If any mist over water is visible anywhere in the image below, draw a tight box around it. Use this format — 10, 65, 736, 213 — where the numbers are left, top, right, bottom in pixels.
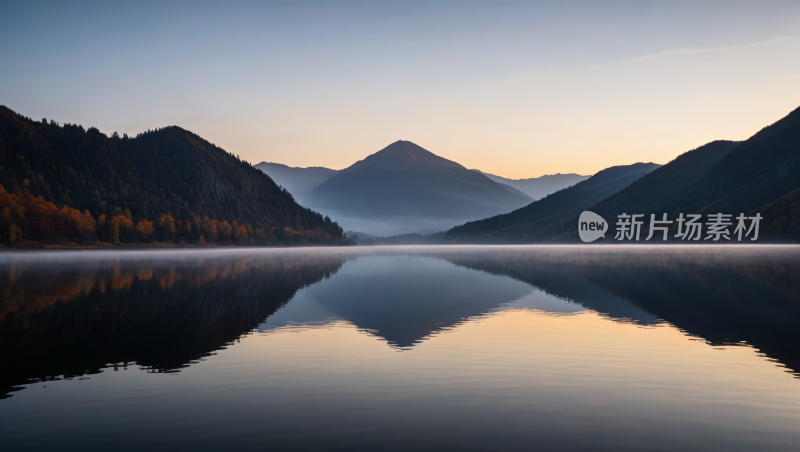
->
1, 246, 799, 451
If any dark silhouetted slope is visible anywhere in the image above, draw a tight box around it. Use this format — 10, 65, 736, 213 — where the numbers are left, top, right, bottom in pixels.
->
542, 140, 738, 241
658, 106, 800, 242
592, 107, 800, 242
671, 106, 800, 217
592, 141, 739, 217
445, 162, 659, 243
755, 188, 800, 241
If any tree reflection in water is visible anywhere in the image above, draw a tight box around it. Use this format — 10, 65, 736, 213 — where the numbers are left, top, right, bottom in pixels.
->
0, 250, 348, 398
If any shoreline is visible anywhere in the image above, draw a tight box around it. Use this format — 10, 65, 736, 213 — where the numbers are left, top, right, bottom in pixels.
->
0, 241, 355, 251
0, 242, 797, 252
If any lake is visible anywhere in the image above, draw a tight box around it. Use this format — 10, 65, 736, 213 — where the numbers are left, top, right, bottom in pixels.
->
1, 246, 799, 451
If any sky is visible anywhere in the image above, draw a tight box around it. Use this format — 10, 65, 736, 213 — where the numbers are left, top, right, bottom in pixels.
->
1, 1, 799, 178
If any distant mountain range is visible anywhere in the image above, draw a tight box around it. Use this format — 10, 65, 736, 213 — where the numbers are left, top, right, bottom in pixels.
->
0, 106, 349, 246
447, 104, 800, 243
257, 142, 593, 236
346, 229, 440, 241
9, 100, 793, 245
474, 171, 589, 200
446, 162, 660, 242
257, 159, 585, 204
254, 162, 337, 196
260, 141, 535, 236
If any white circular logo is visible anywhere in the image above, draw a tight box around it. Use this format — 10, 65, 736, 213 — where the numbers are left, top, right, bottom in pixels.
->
578, 211, 608, 243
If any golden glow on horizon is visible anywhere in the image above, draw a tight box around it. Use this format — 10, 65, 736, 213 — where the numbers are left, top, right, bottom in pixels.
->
203, 36, 800, 179
236, 309, 800, 394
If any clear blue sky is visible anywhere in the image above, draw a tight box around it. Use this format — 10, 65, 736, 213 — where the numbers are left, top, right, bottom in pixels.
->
2, 1, 799, 177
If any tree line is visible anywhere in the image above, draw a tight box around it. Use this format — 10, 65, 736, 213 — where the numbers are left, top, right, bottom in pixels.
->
0, 183, 342, 246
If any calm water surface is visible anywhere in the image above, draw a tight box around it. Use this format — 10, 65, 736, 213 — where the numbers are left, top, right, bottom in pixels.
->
1, 246, 799, 451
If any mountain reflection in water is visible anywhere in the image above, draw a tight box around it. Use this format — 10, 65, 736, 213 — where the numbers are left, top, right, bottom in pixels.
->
1, 246, 799, 451
259, 255, 587, 348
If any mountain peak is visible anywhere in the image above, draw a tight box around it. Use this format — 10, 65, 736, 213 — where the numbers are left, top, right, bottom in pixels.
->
342, 140, 465, 174
303, 140, 533, 236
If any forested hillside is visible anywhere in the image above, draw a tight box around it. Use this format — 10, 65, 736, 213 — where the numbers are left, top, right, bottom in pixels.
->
445, 162, 659, 243
671, 106, 800, 221
0, 106, 349, 246
588, 140, 739, 216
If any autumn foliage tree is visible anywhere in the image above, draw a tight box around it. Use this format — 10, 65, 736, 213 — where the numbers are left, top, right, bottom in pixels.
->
77, 210, 96, 243
0, 185, 25, 242
157, 212, 176, 242
136, 219, 154, 242
219, 220, 233, 242
111, 214, 134, 243
234, 221, 248, 244
201, 216, 218, 242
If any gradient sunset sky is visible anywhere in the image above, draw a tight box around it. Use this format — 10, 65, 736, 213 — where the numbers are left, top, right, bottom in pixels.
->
2, 1, 799, 178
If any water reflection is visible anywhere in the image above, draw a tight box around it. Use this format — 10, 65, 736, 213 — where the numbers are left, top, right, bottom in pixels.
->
259, 255, 581, 347
0, 249, 348, 398
439, 246, 800, 376
1, 246, 799, 401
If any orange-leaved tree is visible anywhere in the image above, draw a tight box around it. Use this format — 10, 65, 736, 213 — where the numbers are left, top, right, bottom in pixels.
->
136, 220, 155, 242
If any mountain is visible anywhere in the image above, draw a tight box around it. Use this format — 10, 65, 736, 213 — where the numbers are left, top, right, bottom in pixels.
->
300, 140, 533, 236
414, 228, 441, 236
347, 228, 443, 245
475, 171, 590, 200
449, 104, 800, 244
581, 140, 740, 222
350, 231, 446, 246
492, 180, 534, 199
547, 105, 800, 243
670, 106, 800, 223
256, 162, 535, 204
346, 230, 377, 240
445, 162, 660, 242
255, 162, 337, 197
0, 106, 349, 246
